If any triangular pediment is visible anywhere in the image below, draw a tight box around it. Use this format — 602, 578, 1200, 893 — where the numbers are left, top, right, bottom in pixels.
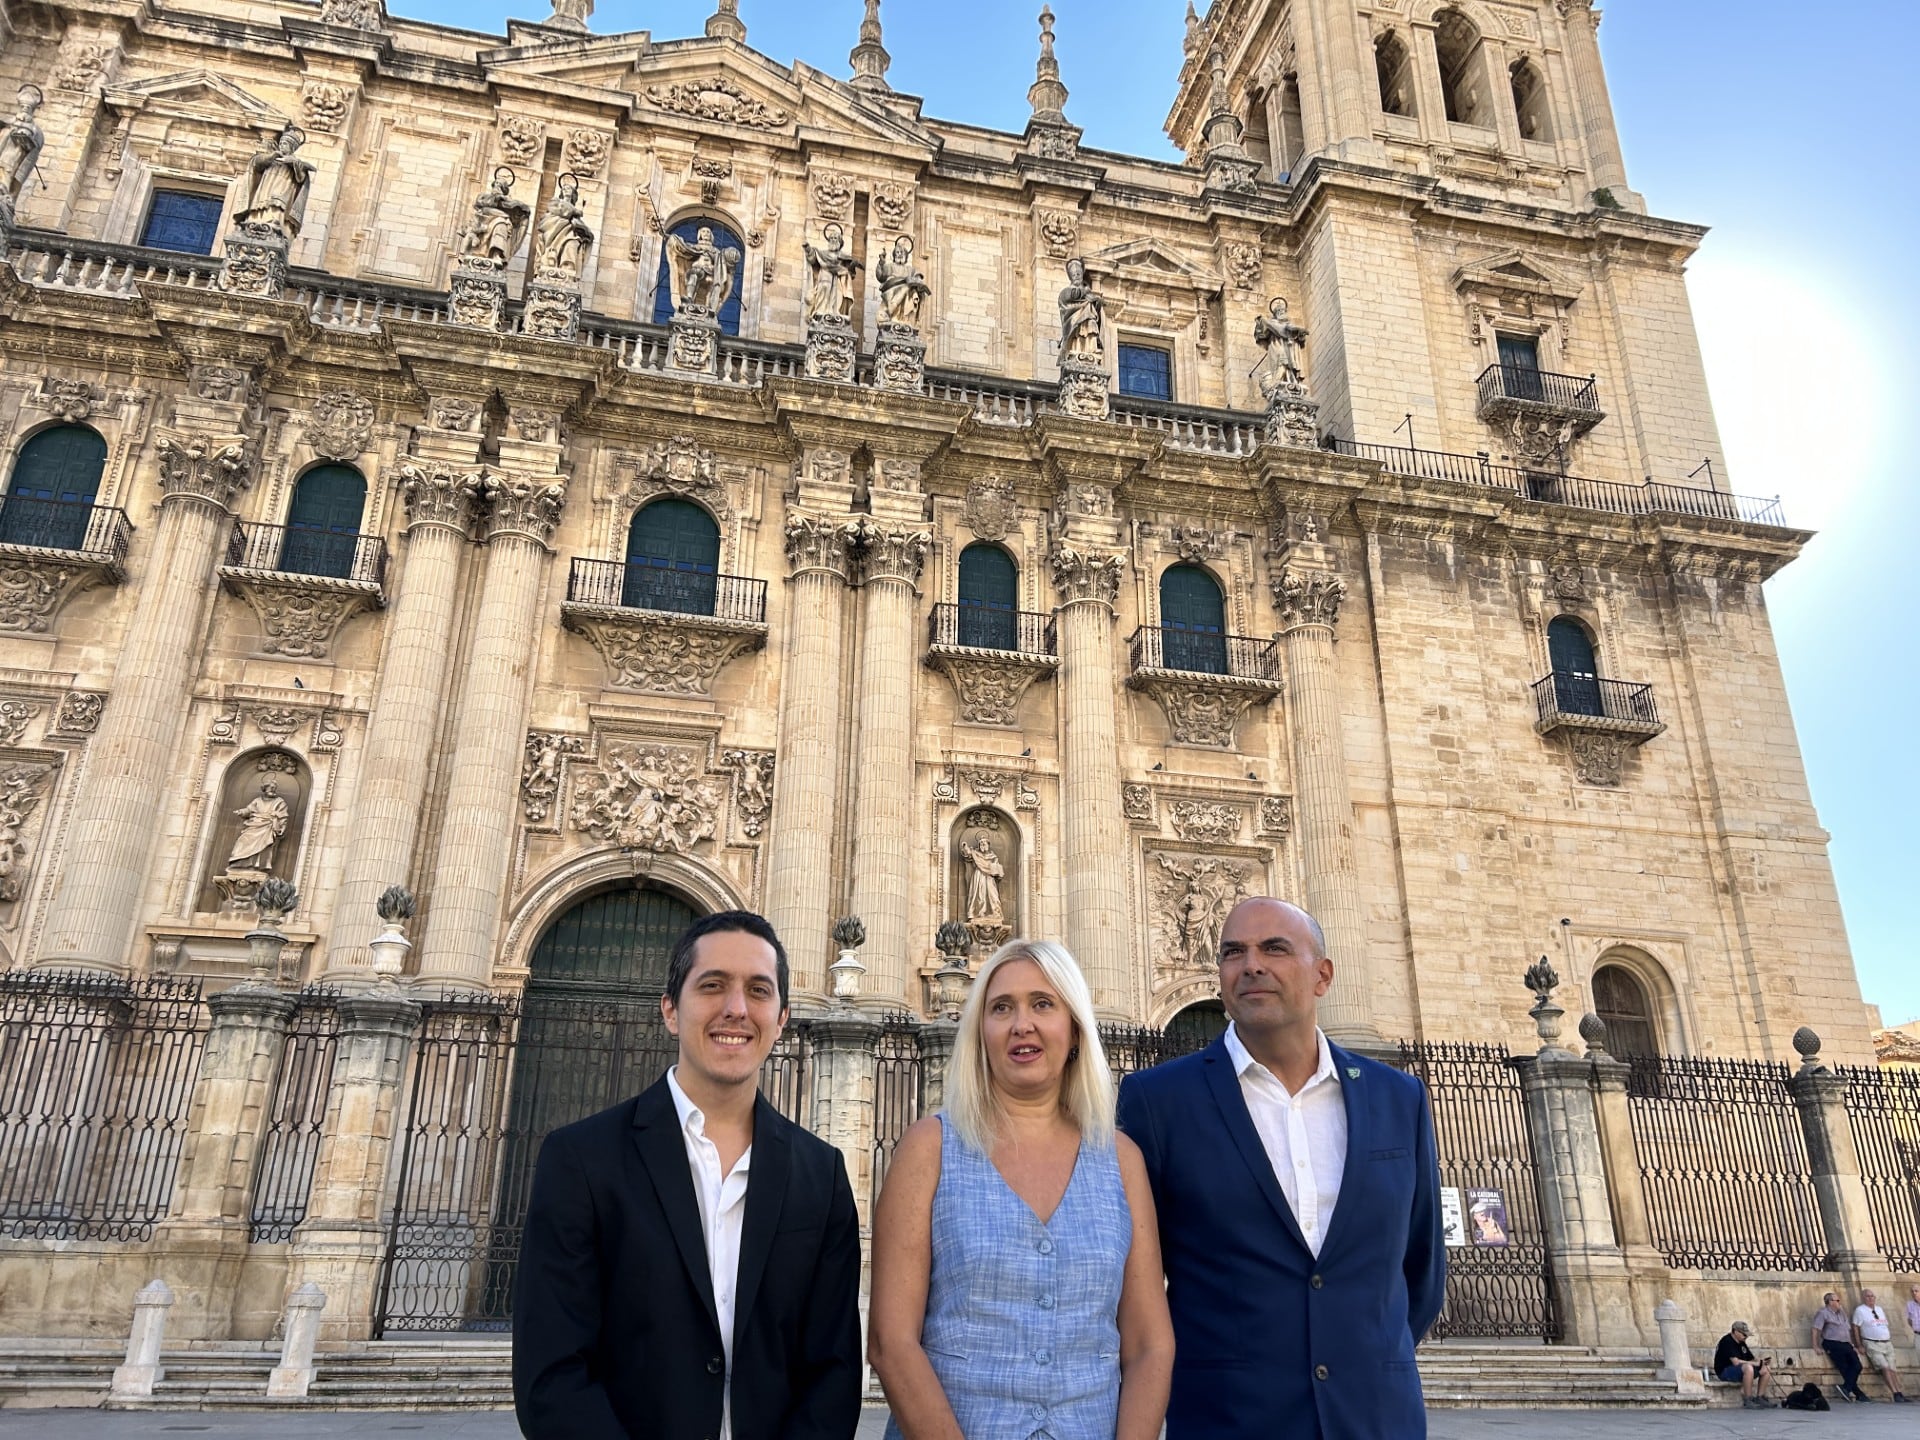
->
103, 70, 289, 130
1084, 238, 1218, 293
1454, 250, 1583, 304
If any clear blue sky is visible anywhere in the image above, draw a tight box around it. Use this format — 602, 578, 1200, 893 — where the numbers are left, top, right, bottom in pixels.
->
395, 0, 1919, 1026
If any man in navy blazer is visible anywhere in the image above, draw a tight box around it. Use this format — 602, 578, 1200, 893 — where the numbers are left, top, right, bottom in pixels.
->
1118, 897, 1445, 1439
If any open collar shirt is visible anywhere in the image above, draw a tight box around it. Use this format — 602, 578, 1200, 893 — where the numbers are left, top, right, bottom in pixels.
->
1816, 1307, 1853, 1343
1855, 1304, 1892, 1342
1223, 1022, 1347, 1258
666, 1067, 753, 1440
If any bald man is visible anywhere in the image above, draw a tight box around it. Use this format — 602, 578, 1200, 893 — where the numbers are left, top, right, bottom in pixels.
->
1117, 897, 1446, 1440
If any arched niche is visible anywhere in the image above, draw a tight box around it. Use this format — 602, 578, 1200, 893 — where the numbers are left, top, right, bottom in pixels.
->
1589, 947, 1682, 1057
198, 747, 311, 914
950, 806, 1019, 951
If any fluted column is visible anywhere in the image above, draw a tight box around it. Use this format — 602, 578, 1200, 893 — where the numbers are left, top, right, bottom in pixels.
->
1051, 545, 1131, 1016
764, 511, 858, 994
1273, 559, 1374, 1042
322, 459, 482, 981
846, 519, 929, 1006
1557, 0, 1629, 194
414, 473, 567, 992
35, 425, 255, 973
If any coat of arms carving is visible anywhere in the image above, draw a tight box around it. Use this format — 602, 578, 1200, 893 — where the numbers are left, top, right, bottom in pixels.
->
963, 475, 1018, 542
307, 390, 376, 462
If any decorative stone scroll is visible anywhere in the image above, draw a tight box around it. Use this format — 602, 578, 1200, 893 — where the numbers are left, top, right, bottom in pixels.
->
1050, 546, 1125, 607
1274, 567, 1347, 629
925, 650, 1057, 728
0, 700, 39, 745
563, 610, 767, 696
480, 473, 569, 545
1568, 731, 1630, 787
306, 390, 375, 463
219, 582, 381, 659
644, 77, 790, 131
1122, 783, 1156, 824
783, 513, 859, 578
52, 690, 105, 736
1169, 800, 1243, 844
1131, 672, 1281, 748
572, 743, 724, 854
395, 459, 485, 530
1258, 795, 1293, 838
963, 476, 1018, 541
155, 430, 254, 508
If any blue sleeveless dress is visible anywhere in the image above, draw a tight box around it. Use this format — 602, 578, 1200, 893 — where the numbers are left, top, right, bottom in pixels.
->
886, 1113, 1133, 1440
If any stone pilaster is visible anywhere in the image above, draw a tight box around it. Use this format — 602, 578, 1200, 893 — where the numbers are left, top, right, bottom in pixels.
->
1587, 1046, 1655, 1252
846, 518, 929, 1008
917, 1020, 957, 1113
414, 472, 568, 992
1787, 1028, 1878, 1278
1557, 0, 1634, 201
34, 421, 254, 973
1271, 546, 1373, 1043
806, 1013, 881, 1228
287, 991, 420, 1342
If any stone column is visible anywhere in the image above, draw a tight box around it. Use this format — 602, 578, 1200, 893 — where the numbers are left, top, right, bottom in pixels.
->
1787, 1027, 1878, 1278
414, 472, 568, 992
35, 414, 255, 974
287, 991, 420, 1342
1050, 545, 1132, 1016
1271, 547, 1373, 1043
764, 509, 858, 994
1557, 0, 1631, 196
846, 518, 929, 1008
322, 452, 482, 983
807, 1013, 881, 1229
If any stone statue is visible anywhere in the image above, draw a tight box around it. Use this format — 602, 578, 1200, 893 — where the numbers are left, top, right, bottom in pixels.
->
232, 126, 314, 241
226, 780, 290, 875
531, 171, 594, 281
1254, 296, 1309, 395
665, 224, 741, 317
1058, 257, 1107, 361
802, 222, 863, 324
876, 235, 930, 328
960, 834, 1005, 924
457, 166, 532, 267
0, 85, 45, 214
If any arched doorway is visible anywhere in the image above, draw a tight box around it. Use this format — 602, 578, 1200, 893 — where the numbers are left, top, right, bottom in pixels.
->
1167, 998, 1228, 1054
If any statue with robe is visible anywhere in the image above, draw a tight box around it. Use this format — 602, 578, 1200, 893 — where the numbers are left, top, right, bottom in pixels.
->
0, 85, 45, 215
1254, 296, 1309, 396
802, 222, 863, 324
1058, 257, 1107, 361
665, 224, 740, 317
226, 781, 290, 875
960, 835, 1005, 924
531, 171, 595, 282
457, 166, 532, 267
233, 126, 314, 241
876, 235, 930, 329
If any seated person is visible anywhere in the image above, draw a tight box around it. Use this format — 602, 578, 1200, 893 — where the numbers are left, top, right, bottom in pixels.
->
1713, 1320, 1772, 1408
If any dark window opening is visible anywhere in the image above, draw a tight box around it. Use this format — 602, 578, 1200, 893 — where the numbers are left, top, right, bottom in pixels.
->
1375, 32, 1416, 118
624, 498, 721, 614
1510, 59, 1552, 141
1118, 344, 1174, 402
652, 218, 747, 336
1434, 10, 1489, 126
1167, 999, 1228, 1052
1159, 564, 1228, 675
140, 190, 224, 255
1497, 332, 1545, 400
280, 465, 368, 580
1547, 615, 1602, 716
1592, 964, 1659, 1058
957, 542, 1019, 651
0, 425, 107, 551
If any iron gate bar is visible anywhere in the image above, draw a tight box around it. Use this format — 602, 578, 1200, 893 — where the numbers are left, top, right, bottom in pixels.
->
248, 988, 341, 1243
1838, 1064, 1920, 1271
870, 1016, 923, 1213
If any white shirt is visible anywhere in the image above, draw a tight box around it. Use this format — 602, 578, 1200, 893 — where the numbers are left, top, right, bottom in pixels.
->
667, 1067, 753, 1440
1224, 1023, 1348, 1258
1855, 1304, 1892, 1342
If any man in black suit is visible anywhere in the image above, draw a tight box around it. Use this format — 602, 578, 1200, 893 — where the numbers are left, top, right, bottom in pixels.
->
513, 910, 863, 1440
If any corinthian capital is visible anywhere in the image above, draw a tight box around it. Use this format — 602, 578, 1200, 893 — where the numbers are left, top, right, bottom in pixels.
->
1273, 567, 1346, 630
481, 472, 569, 544
1050, 544, 1126, 607
154, 428, 254, 508
852, 518, 931, 585
394, 459, 486, 531
783, 512, 858, 578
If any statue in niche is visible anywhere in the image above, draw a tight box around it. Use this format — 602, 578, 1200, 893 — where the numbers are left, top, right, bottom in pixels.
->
876, 235, 930, 329
532, 171, 595, 281
960, 834, 1006, 924
1254, 296, 1309, 396
457, 166, 532, 267
233, 126, 314, 241
0, 85, 44, 215
802, 222, 863, 323
1058, 257, 1107, 361
226, 780, 290, 875
665, 224, 741, 317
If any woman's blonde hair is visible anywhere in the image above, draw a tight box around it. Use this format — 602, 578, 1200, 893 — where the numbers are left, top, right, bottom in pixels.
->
945, 938, 1114, 1154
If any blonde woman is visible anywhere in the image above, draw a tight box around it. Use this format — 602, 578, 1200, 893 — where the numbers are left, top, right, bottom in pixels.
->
870, 940, 1174, 1440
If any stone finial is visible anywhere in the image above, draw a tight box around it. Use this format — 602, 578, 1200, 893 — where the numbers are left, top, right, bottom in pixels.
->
1184, 1, 1205, 59
1793, 1025, 1824, 1071
831, 915, 867, 950
376, 884, 417, 923
850, 0, 891, 92
1027, 6, 1070, 124
706, 0, 746, 43
1524, 956, 1560, 1004
935, 920, 971, 959
1524, 956, 1565, 1050
255, 877, 298, 926
1578, 1012, 1610, 1055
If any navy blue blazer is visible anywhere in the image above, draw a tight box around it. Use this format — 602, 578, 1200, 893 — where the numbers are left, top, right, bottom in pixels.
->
1117, 1035, 1445, 1440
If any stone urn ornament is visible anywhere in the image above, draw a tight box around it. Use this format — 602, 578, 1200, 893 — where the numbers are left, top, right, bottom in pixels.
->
368, 883, 416, 985
242, 877, 299, 988
828, 915, 867, 1000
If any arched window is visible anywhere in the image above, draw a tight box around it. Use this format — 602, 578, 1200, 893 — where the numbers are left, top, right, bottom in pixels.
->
1375, 31, 1416, 118
1510, 58, 1552, 141
1159, 564, 1228, 675
957, 543, 1019, 650
1592, 963, 1659, 1058
279, 465, 368, 580
624, 498, 721, 615
0, 425, 107, 551
652, 218, 747, 336
1547, 615, 1602, 717
1433, 9, 1489, 126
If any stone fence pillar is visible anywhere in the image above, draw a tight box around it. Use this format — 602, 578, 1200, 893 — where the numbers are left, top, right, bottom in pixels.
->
918, 1021, 957, 1114
267, 1283, 327, 1398
1654, 1298, 1706, 1395
808, 1014, 880, 1231
1787, 1027, 1878, 1278
110, 1279, 173, 1400
1582, 1020, 1655, 1254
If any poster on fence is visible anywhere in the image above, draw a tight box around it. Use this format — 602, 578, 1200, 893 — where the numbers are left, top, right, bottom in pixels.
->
1466, 1188, 1511, 1247
1439, 1187, 1466, 1248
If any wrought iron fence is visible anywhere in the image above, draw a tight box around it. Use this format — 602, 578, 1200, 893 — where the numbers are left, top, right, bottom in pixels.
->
763, 1022, 813, 1125
248, 990, 342, 1244
1839, 1064, 1920, 1271
871, 1016, 924, 1212
1624, 1054, 1826, 1271
0, 970, 208, 1241
1531, 673, 1660, 728
1128, 627, 1280, 683
1099, 1023, 1206, 1084
565, 558, 767, 624
1396, 1042, 1560, 1342
226, 521, 387, 587
928, 603, 1057, 657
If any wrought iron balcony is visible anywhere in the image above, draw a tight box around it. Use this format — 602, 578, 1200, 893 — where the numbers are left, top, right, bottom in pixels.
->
224, 522, 386, 587
1127, 627, 1283, 748
1531, 672, 1664, 739
0, 497, 131, 570
561, 560, 769, 697
1476, 364, 1604, 425
1129, 626, 1280, 683
565, 559, 766, 625
927, 603, 1057, 658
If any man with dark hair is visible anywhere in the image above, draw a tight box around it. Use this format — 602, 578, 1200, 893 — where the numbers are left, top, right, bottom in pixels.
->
513, 908, 862, 1439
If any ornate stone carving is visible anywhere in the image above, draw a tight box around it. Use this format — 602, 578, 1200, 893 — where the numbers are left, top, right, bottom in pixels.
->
155, 430, 253, 508
0, 565, 63, 633
306, 389, 375, 462
805, 314, 858, 384
480, 473, 568, 544
1038, 210, 1078, 259
0, 700, 39, 745
644, 77, 790, 131
784, 513, 858, 576
1497, 412, 1581, 470
52, 42, 110, 94
224, 583, 376, 659
1058, 257, 1107, 363
964, 476, 1019, 541
312, 712, 344, 750
811, 171, 854, 221
497, 116, 544, 168
689, 155, 734, 206
1132, 675, 1278, 748
565, 612, 766, 695
876, 459, 920, 494
318, 0, 385, 29
428, 397, 481, 433
873, 181, 913, 231
449, 267, 509, 331
0, 765, 53, 904
300, 81, 350, 133
1550, 562, 1586, 600
563, 128, 608, 176
723, 748, 775, 839
1067, 483, 1114, 518
572, 743, 723, 854
252, 708, 305, 745
52, 690, 104, 735
222, 125, 313, 297
395, 459, 485, 529
1122, 783, 1156, 823
522, 730, 587, 825
620, 436, 727, 519
1050, 546, 1125, 607
1150, 851, 1256, 974
853, 519, 931, 585
926, 652, 1055, 727
1224, 242, 1262, 290
1258, 795, 1293, 838
664, 224, 741, 320
33, 377, 98, 423
1568, 731, 1629, 787
1170, 524, 1228, 563
191, 366, 251, 403
531, 171, 595, 285
209, 709, 242, 746
510, 409, 562, 445
1274, 568, 1346, 629
1169, 800, 1243, 844
0, 86, 45, 233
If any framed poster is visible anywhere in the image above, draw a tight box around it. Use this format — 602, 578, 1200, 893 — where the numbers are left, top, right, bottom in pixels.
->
1466, 1188, 1511, 1248
1439, 1187, 1466, 1248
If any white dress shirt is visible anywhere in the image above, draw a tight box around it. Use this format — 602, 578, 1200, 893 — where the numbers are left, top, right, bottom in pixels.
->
1224, 1023, 1348, 1258
667, 1067, 753, 1440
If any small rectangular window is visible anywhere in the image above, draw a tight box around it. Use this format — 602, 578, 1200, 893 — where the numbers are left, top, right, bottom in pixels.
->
140, 190, 225, 255
1117, 343, 1173, 402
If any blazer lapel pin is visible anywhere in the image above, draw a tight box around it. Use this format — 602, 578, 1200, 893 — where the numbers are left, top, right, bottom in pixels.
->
1346, 1067, 1361, 1079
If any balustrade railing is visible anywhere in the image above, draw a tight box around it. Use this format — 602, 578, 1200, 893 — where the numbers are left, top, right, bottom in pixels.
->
566, 558, 767, 624
0, 496, 131, 564
1129, 625, 1280, 682
1531, 673, 1660, 729
927, 603, 1057, 657
226, 520, 387, 587
1111, 397, 1264, 456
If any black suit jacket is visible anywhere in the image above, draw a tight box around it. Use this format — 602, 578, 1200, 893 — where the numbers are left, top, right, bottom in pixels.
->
512, 1078, 863, 1440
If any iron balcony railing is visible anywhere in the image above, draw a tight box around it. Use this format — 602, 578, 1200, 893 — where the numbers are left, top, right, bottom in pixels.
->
928, 603, 1057, 657
1532, 672, 1660, 729
0, 496, 131, 565
566, 558, 768, 625
1130, 626, 1280, 683
1477, 364, 1602, 415
226, 521, 387, 587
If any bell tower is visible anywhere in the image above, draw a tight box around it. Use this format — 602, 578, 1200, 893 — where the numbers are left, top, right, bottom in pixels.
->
1168, 0, 1641, 211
